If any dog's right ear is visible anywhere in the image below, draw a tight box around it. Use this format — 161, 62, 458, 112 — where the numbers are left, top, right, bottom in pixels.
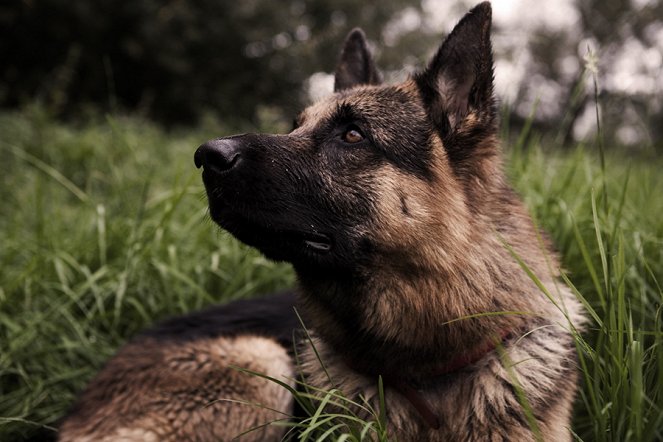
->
415, 2, 495, 141
334, 28, 382, 92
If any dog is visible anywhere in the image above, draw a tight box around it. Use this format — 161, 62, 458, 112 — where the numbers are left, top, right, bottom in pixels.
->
59, 3, 584, 441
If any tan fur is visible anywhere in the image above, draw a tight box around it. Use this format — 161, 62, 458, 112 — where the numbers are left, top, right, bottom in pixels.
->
59, 335, 294, 442
295, 80, 584, 442
297, 80, 580, 353
301, 294, 581, 441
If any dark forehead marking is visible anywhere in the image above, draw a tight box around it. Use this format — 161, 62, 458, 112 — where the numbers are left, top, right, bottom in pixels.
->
331, 102, 362, 123
338, 86, 436, 181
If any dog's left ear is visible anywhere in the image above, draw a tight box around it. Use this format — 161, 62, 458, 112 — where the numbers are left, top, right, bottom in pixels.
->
416, 2, 495, 141
334, 28, 382, 92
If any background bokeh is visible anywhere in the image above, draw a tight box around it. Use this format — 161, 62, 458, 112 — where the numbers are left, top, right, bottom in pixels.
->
1, 0, 661, 148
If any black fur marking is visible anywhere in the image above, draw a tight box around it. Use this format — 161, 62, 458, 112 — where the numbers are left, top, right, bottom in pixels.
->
141, 291, 300, 350
498, 377, 529, 428
400, 194, 410, 216
334, 102, 364, 125
504, 402, 530, 429
310, 94, 434, 181
379, 130, 435, 182
203, 132, 379, 270
312, 103, 369, 147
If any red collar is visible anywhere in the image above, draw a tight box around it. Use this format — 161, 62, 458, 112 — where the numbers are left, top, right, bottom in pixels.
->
381, 329, 513, 430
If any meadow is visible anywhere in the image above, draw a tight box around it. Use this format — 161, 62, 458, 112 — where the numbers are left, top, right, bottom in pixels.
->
0, 106, 661, 441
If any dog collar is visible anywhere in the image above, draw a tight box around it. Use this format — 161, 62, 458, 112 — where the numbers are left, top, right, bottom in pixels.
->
378, 329, 513, 430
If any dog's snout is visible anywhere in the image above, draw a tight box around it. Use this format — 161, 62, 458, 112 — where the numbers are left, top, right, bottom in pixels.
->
194, 138, 241, 173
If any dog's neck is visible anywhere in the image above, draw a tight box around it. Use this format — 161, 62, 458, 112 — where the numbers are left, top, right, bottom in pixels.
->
378, 328, 513, 429
298, 308, 517, 430
296, 236, 552, 429
297, 238, 546, 378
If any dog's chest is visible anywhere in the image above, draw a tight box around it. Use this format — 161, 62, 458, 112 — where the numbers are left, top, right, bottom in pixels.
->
297, 336, 486, 440
296, 328, 576, 441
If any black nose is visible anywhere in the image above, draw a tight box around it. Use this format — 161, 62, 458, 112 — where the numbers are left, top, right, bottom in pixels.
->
194, 138, 241, 173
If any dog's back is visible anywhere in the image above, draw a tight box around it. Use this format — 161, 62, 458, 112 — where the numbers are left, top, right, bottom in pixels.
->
59, 292, 298, 441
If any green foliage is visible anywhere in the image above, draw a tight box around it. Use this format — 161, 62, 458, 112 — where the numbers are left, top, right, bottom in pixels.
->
0, 107, 295, 440
230, 365, 389, 441
0, 107, 662, 441
508, 141, 663, 441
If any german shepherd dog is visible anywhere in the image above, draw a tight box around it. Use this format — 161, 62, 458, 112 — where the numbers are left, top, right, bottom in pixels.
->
59, 3, 584, 441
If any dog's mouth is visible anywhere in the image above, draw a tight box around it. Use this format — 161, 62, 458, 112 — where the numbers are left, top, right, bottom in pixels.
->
200, 163, 336, 259
301, 231, 333, 253
262, 229, 333, 256
210, 203, 335, 258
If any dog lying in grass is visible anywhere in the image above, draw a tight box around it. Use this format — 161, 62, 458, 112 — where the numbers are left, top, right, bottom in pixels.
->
60, 3, 584, 440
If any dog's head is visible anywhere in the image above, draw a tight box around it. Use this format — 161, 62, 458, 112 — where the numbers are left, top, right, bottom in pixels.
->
195, 2, 499, 278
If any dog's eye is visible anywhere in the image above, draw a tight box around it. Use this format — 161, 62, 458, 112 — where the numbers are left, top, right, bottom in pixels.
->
342, 126, 365, 144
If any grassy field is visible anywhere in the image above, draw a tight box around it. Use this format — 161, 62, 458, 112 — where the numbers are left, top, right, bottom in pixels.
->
1, 106, 661, 441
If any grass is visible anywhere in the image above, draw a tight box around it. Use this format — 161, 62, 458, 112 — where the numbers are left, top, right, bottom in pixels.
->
0, 105, 662, 441
508, 140, 663, 441
0, 107, 295, 441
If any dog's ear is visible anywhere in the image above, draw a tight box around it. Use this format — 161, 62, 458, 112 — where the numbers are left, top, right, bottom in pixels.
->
334, 28, 382, 92
416, 2, 495, 141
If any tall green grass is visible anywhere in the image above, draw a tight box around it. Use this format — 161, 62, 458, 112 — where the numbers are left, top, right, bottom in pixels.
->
509, 141, 663, 441
0, 106, 661, 441
0, 107, 295, 441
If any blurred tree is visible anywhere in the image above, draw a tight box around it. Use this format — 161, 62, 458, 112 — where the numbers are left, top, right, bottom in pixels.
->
0, 0, 419, 125
576, 0, 663, 148
508, 0, 663, 148
0, 0, 660, 148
